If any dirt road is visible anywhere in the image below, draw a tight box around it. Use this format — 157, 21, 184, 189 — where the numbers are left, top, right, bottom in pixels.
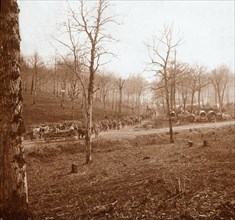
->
23, 120, 235, 148
101, 120, 235, 139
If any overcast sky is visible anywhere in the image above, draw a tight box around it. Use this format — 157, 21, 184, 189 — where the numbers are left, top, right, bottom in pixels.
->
18, 0, 234, 79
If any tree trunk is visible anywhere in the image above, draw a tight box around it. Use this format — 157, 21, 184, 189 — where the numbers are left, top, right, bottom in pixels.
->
217, 88, 223, 110
85, 49, 95, 164
190, 91, 195, 113
0, 0, 30, 218
33, 90, 36, 105
214, 88, 217, 104
86, 89, 93, 164
164, 72, 174, 143
182, 96, 186, 111
30, 74, 34, 95
118, 89, 122, 119
221, 84, 227, 108
161, 90, 166, 114
166, 92, 174, 143
111, 89, 114, 109
71, 99, 75, 120
173, 50, 176, 110
198, 89, 201, 110
53, 61, 56, 95
103, 93, 106, 110
106, 91, 110, 106
170, 83, 174, 111
226, 88, 230, 104
138, 93, 141, 114
127, 93, 130, 107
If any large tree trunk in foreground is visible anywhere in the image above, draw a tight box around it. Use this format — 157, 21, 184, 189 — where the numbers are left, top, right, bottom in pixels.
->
0, 0, 30, 218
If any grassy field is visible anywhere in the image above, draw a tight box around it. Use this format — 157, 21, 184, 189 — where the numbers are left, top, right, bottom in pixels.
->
25, 123, 235, 219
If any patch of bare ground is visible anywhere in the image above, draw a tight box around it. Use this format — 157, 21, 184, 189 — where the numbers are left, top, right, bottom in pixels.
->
26, 124, 235, 219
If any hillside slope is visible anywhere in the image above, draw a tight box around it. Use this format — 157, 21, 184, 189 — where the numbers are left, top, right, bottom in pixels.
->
22, 91, 130, 128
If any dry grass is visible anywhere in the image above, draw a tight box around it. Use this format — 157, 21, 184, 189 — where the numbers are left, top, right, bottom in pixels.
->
26, 125, 235, 219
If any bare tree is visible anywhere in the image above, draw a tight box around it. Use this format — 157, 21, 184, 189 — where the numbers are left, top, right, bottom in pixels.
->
28, 51, 45, 104
169, 50, 177, 110
193, 64, 209, 110
116, 77, 126, 119
225, 73, 235, 104
152, 80, 166, 114
56, 0, 118, 163
210, 65, 230, 109
170, 61, 189, 108
96, 71, 114, 109
125, 75, 147, 114
146, 25, 183, 143
0, 0, 31, 218
123, 78, 133, 109
53, 57, 58, 96
20, 56, 32, 92
68, 78, 80, 119
178, 73, 191, 111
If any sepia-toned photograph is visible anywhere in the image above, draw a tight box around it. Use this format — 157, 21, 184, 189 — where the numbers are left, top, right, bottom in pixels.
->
0, 0, 234, 219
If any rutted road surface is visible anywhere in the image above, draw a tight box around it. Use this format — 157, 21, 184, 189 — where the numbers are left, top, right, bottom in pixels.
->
23, 120, 235, 148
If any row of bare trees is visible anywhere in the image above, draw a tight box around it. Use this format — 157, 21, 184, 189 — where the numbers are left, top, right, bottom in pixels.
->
146, 25, 234, 143
21, 49, 233, 118
21, 55, 148, 117
146, 24, 183, 143
152, 62, 234, 113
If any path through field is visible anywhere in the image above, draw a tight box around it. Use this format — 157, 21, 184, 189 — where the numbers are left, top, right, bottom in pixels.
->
101, 120, 235, 139
24, 120, 235, 148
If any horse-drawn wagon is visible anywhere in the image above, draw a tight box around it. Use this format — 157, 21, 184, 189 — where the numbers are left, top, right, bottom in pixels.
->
43, 130, 78, 142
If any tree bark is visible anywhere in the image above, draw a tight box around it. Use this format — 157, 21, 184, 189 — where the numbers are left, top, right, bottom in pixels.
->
164, 76, 174, 143
118, 88, 122, 118
170, 82, 174, 111
190, 90, 195, 113
103, 93, 106, 110
85, 46, 95, 164
71, 98, 75, 120
112, 89, 114, 109
85, 80, 93, 164
198, 89, 201, 110
0, 0, 30, 218
117, 79, 125, 119
30, 74, 34, 95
